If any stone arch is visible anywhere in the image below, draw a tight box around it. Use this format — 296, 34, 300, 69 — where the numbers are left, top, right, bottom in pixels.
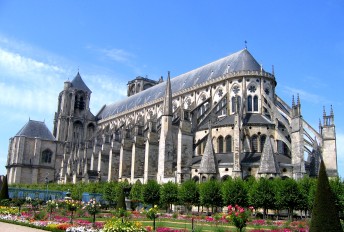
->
86, 123, 95, 140
217, 136, 224, 153
192, 176, 199, 182
73, 120, 84, 143
41, 149, 53, 164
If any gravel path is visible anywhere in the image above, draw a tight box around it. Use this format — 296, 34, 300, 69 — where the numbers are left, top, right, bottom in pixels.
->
0, 221, 47, 232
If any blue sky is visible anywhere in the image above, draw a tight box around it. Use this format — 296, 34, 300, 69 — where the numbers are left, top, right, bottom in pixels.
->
0, 0, 343, 177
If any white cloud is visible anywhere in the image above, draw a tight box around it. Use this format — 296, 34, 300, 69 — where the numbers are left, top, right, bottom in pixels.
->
280, 86, 328, 104
101, 48, 135, 63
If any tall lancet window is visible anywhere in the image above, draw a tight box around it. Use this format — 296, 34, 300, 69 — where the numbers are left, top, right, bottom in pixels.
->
260, 135, 266, 152
225, 135, 232, 152
253, 96, 258, 112
218, 136, 224, 153
251, 135, 258, 152
248, 96, 253, 111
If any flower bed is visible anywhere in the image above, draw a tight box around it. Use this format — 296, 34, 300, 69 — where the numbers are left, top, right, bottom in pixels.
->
0, 205, 311, 232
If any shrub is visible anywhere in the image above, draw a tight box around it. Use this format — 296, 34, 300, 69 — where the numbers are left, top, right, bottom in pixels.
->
310, 161, 342, 231
103, 217, 147, 232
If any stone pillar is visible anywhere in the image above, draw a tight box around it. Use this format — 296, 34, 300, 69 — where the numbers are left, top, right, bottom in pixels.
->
119, 139, 133, 180
144, 131, 159, 183
131, 135, 145, 183
176, 119, 193, 183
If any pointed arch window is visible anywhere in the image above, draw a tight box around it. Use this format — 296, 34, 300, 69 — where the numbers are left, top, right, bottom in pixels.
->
248, 96, 253, 111
218, 136, 224, 153
41, 149, 53, 163
225, 135, 232, 152
251, 135, 258, 152
260, 135, 266, 152
253, 96, 258, 111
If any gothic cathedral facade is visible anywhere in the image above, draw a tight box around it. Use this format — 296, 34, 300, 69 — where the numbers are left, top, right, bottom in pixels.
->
6, 49, 338, 184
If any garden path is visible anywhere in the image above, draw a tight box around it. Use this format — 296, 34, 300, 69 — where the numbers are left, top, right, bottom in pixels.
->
0, 222, 47, 232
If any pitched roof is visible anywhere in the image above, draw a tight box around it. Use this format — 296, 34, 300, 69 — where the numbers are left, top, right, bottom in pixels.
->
71, 72, 91, 93
16, 120, 55, 141
97, 49, 264, 120
258, 137, 280, 174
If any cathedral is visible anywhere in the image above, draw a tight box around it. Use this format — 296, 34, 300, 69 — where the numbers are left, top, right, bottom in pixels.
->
6, 48, 338, 184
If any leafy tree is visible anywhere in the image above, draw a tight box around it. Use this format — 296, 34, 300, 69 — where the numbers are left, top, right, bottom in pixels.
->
276, 178, 302, 220
222, 178, 249, 207
0, 175, 9, 200
116, 184, 126, 210
199, 179, 223, 212
103, 181, 118, 207
142, 180, 160, 206
298, 176, 317, 217
179, 180, 200, 213
130, 180, 143, 210
329, 177, 344, 216
160, 181, 179, 212
310, 161, 342, 231
249, 177, 275, 219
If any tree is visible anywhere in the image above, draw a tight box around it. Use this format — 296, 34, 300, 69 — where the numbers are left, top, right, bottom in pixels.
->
329, 177, 344, 216
179, 180, 200, 213
222, 178, 249, 207
0, 175, 9, 200
130, 180, 143, 210
249, 177, 275, 219
298, 176, 317, 218
160, 181, 179, 212
142, 180, 160, 206
199, 179, 223, 213
276, 178, 302, 220
310, 161, 342, 231
116, 184, 126, 210
103, 181, 118, 207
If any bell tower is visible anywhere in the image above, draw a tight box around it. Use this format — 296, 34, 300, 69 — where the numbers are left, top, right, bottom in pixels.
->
53, 72, 94, 144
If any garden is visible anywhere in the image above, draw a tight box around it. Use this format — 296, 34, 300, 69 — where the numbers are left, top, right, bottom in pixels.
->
0, 163, 343, 231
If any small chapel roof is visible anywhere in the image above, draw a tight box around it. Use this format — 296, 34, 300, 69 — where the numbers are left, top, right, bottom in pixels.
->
71, 72, 91, 93
15, 120, 56, 141
97, 49, 264, 120
199, 124, 218, 174
258, 137, 280, 174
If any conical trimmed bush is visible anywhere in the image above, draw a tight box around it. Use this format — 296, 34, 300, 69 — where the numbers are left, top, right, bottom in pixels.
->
310, 161, 342, 231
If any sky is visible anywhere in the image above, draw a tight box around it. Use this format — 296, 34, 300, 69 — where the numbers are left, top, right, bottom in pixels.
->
0, 0, 343, 177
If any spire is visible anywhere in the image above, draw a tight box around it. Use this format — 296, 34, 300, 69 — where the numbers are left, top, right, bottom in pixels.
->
319, 118, 322, 132
330, 105, 334, 116
292, 95, 295, 107
71, 72, 92, 93
323, 106, 326, 117
199, 121, 218, 174
272, 65, 275, 75
297, 94, 300, 105
162, 71, 172, 116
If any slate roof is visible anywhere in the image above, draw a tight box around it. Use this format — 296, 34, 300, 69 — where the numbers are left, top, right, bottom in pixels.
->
16, 120, 55, 141
198, 114, 273, 130
71, 72, 91, 93
97, 49, 264, 120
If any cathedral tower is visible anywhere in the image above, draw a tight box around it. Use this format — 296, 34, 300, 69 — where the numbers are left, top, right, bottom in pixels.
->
53, 72, 95, 144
